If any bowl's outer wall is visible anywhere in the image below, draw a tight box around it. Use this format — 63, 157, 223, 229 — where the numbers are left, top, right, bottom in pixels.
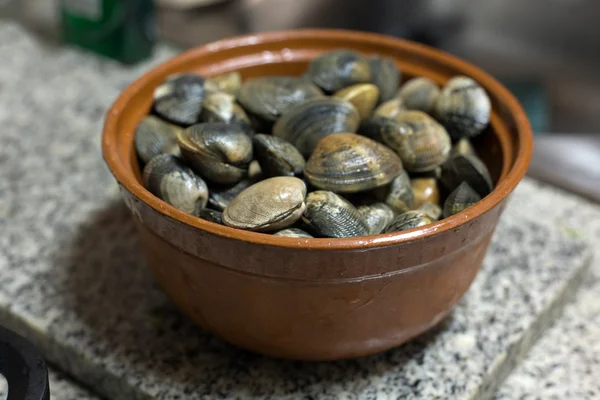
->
103, 29, 532, 360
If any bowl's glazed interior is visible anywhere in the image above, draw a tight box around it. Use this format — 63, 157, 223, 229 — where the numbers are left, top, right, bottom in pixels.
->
102, 29, 532, 360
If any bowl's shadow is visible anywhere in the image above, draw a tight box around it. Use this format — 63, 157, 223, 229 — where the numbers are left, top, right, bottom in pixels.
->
62, 198, 448, 398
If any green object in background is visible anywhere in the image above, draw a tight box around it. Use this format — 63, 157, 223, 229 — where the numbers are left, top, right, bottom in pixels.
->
60, 0, 157, 65
500, 80, 550, 135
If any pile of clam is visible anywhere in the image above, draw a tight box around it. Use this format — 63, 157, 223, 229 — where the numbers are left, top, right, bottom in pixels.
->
135, 49, 494, 239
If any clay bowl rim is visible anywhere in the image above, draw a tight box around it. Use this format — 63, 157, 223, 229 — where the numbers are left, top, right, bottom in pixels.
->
102, 28, 533, 251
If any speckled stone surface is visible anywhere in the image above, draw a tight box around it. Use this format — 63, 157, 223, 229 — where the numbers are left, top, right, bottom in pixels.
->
0, 21, 596, 400
494, 181, 600, 400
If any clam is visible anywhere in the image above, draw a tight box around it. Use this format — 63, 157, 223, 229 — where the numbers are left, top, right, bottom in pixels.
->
176, 123, 253, 185
153, 73, 205, 126
201, 91, 252, 134
358, 202, 395, 235
397, 77, 440, 114
248, 160, 263, 180
198, 208, 223, 224
381, 170, 414, 214
273, 228, 314, 238
383, 210, 432, 233
368, 56, 401, 103
440, 153, 493, 198
373, 98, 406, 120
392, 111, 452, 172
451, 138, 476, 158
222, 177, 306, 232
134, 115, 182, 164
359, 115, 411, 144
273, 98, 360, 157
411, 177, 439, 208
417, 201, 442, 221
333, 83, 380, 120
208, 178, 257, 211
204, 71, 242, 96
253, 134, 305, 177
303, 191, 369, 238
434, 75, 491, 140
307, 50, 371, 93
142, 154, 208, 216
237, 76, 323, 123
442, 181, 481, 218
304, 133, 404, 193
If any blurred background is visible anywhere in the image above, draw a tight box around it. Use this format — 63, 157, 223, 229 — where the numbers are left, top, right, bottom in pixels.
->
2, 0, 600, 199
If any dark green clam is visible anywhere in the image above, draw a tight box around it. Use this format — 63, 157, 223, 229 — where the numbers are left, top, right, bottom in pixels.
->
201, 91, 252, 134
357, 202, 395, 235
237, 76, 323, 123
198, 208, 223, 224
153, 73, 205, 126
307, 50, 371, 93
383, 210, 432, 233
134, 115, 182, 164
303, 191, 369, 238
440, 153, 493, 198
273, 98, 360, 157
253, 134, 305, 177
442, 181, 481, 218
434, 75, 491, 140
368, 56, 401, 103
142, 154, 208, 216
397, 77, 440, 114
273, 228, 314, 238
176, 122, 253, 185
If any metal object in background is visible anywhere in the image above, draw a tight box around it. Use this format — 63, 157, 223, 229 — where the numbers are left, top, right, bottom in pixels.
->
0, 327, 50, 400
527, 134, 600, 203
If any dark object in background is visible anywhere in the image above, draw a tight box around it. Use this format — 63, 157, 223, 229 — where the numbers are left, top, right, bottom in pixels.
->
60, 0, 157, 64
0, 326, 50, 400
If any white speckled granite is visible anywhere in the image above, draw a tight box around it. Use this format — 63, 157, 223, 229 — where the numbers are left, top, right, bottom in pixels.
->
0, 21, 597, 400
494, 181, 600, 400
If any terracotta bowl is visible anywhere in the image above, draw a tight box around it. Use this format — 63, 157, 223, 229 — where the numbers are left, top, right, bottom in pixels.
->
102, 29, 533, 361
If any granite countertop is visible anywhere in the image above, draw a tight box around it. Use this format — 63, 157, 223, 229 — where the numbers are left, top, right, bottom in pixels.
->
1, 20, 599, 400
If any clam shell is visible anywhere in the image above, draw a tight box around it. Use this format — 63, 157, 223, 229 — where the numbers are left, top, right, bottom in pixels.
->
153, 73, 205, 126
411, 178, 440, 208
451, 138, 476, 158
134, 115, 182, 164
198, 208, 223, 224
392, 111, 452, 172
442, 181, 481, 218
253, 134, 305, 177
177, 122, 253, 185
223, 177, 307, 232
383, 210, 432, 233
397, 77, 440, 114
333, 83, 380, 120
248, 160, 263, 180
204, 71, 242, 96
273, 98, 360, 157
368, 56, 401, 103
417, 201, 442, 221
273, 228, 314, 238
142, 154, 208, 216
373, 98, 406, 120
359, 115, 411, 144
201, 91, 252, 134
383, 170, 414, 214
440, 153, 493, 198
304, 133, 404, 193
307, 50, 371, 92
302, 191, 369, 238
208, 178, 257, 211
434, 75, 491, 140
358, 202, 395, 235
238, 76, 323, 122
